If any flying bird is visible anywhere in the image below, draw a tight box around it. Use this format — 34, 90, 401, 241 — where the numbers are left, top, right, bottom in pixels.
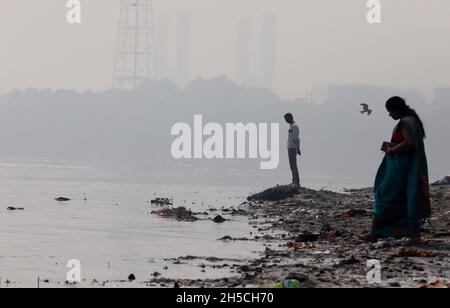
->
360, 103, 372, 116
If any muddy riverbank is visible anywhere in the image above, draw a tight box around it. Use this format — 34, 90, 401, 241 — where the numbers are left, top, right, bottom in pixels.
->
149, 184, 450, 288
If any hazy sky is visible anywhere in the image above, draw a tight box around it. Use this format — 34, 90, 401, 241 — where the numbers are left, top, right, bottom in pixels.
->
1, 0, 450, 98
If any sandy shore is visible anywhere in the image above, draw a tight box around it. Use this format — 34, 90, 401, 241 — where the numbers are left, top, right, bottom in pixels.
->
149, 184, 450, 288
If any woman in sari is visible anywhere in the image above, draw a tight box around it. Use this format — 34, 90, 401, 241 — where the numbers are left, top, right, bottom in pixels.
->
360, 97, 431, 243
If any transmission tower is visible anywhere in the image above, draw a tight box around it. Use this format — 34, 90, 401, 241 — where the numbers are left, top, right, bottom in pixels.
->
113, 0, 157, 90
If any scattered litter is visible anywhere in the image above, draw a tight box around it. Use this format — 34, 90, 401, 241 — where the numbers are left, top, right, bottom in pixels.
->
390, 248, 441, 258
341, 209, 370, 219
389, 282, 401, 288
152, 272, 162, 278
222, 208, 248, 216
150, 198, 173, 206
287, 242, 316, 250
7, 207, 24, 211
420, 280, 450, 289
212, 215, 227, 223
219, 235, 233, 241
218, 236, 249, 241
374, 241, 391, 249
266, 273, 312, 288
313, 250, 331, 255
339, 256, 360, 265
295, 232, 320, 243
152, 207, 199, 222
55, 197, 71, 202
432, 176, 450, 186
433, 231, 450, 238
268, 279, 304, 289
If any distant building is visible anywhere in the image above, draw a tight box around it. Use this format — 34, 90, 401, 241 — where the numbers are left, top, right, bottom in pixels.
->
261, 15, 277, 90
237, 18, 252, 86
156, 15, 170, 80
176, 10, 192, 86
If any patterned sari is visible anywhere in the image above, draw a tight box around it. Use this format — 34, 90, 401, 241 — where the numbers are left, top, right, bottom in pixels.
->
372, 117, 431, 238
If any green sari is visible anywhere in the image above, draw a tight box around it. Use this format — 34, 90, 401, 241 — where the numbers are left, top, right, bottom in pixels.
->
373, 117, 431, 238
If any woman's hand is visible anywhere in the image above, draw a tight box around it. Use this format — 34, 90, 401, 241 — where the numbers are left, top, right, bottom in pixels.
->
386, 147, 396, 156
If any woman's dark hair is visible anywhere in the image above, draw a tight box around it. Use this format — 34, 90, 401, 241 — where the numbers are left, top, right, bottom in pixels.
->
386, 96, 426, 138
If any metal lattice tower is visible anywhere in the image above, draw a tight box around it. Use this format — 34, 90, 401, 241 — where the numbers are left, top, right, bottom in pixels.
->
113, 0, 157, 90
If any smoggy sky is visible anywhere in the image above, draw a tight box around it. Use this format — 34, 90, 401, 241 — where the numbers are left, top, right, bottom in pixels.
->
1, 0, 450, 98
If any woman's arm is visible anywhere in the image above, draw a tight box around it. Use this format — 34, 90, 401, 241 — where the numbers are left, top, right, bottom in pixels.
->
387, 126, 414, 155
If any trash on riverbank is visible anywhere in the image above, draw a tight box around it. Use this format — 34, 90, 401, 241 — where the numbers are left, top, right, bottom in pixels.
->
247, 185, 301, 202
142, 184, 450, 288
212, 215, 227, 223
152, 207, 199, 222
222, 208, 248, 216
218, 236, 250, 241
432, 175, 450, 186
7, 207, 25, 211
389, 247, 442, 258
152, 272, 162, 278
268, 279, 304, 288
419, 279, 450, 288
150, 198, 173, 206
341, 209, 370, 219
55, 197, 71, 202
295, 232, 320, 243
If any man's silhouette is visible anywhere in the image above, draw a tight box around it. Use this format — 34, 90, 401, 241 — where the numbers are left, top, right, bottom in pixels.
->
284, 113, 301, 187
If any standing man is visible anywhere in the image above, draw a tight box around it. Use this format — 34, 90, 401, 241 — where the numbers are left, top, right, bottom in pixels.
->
284, 113, 301, 187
